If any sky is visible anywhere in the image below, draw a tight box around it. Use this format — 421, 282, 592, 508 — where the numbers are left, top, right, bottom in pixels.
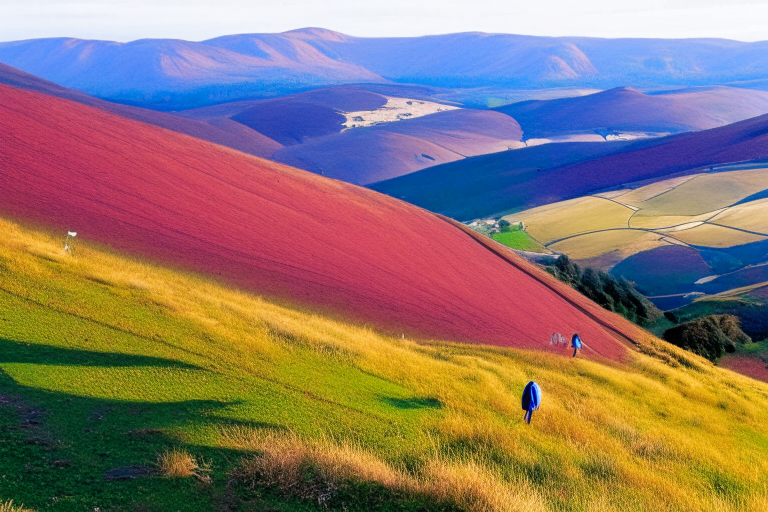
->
1, 0, 767, 42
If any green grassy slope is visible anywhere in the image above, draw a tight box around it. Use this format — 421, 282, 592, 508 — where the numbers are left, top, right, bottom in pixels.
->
2, 217, 768, 511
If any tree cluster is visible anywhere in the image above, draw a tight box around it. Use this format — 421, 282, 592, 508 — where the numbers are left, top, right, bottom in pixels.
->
545, 255, 662, 326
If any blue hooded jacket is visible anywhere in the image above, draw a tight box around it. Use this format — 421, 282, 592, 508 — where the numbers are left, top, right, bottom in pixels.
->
571, 334, 583, 349
521, 381, 541, 424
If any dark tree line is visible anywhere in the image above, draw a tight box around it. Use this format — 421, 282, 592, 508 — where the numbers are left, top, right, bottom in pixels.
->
545, 255, 662, 326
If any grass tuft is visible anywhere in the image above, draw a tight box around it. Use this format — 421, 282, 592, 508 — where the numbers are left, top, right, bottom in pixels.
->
157, 448, 211, 483
0, 501, 34, 512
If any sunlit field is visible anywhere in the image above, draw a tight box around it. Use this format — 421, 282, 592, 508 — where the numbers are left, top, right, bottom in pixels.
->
2, 217, 768, 511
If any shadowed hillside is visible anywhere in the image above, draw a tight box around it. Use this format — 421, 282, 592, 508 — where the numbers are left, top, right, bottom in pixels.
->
180, 86, 389, 145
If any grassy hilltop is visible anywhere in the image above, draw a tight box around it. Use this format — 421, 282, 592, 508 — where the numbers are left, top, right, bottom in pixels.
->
2, 217, 768, 511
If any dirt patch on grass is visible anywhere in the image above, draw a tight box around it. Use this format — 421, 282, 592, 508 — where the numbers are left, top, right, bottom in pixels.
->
0, 394, 50, 446
104, 465, 155, 481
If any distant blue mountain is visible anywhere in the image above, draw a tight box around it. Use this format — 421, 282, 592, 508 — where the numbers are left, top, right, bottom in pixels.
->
1, 28, 768, 109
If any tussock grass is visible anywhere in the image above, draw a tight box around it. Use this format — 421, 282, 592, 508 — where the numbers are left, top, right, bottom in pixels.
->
1, 216, 768, 510
228, 429, 544, 512
157, 448, 211, 482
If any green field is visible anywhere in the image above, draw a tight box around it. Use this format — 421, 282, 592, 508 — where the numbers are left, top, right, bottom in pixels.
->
4, 218, 768, 511
490, 229, 547, 253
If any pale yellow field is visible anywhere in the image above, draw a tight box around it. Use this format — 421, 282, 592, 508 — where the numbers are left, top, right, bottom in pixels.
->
710, 198, 768, 235
548, 229, 664, 260
594, 189, 632, 199
634, 168, 768, 216
665, 223, 767, 248
616, 174, 700, 206
629, 208, 726, 229
505, 197, 633, 244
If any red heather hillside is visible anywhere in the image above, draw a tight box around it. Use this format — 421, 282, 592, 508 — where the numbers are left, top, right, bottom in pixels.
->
0, 84, 640, 360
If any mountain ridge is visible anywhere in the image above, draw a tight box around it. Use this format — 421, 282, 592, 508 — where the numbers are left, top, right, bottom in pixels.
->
3, 29, 768, 109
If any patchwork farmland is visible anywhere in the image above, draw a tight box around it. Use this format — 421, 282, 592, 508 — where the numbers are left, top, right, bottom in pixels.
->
503, 166, 768, 309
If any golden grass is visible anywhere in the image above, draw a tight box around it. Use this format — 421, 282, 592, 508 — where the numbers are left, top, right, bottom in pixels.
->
227, 429, 546, 512
594, 189, 632, 199
628, 209, 726, 229
693, 281, 768, 301
0, 502, 34, 512
505, 197, 633, 244
157, 448, 210, 482
3, 217, 768, 510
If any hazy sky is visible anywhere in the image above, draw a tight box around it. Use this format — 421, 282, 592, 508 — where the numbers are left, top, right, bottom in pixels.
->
1, 0, 767, 42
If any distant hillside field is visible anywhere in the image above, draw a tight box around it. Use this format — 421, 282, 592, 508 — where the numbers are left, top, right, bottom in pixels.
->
179, 86, 390, 145
501, 166, 768, 310
3, 217, 768, 511
271, 108, 524, 185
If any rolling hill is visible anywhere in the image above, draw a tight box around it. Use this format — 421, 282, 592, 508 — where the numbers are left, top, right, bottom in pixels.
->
3, 214, 768, 511
271, 108, 523, 185
178, 86, 389, 145
496, 86, 768, 139
0, 62, 282, 158
0, 82, 644, 359
0, 31, 386, 109
4, 46, 768, 512
370, 113, 768, 220
2, 63, 512, 181
180, 85, 523, 184
3, 29, 768, 109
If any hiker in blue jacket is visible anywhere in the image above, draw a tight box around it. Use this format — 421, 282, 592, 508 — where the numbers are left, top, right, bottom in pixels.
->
571, 333, 582, 358
521, 381, 541, 424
